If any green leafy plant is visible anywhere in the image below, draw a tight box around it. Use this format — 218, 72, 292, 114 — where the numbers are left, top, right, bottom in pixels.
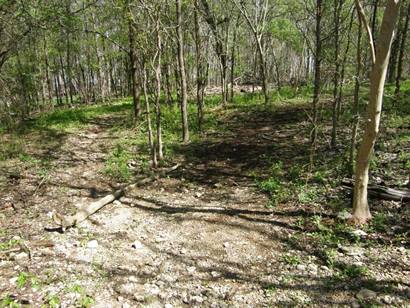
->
282, 254, 301, 265
43, 294, 60, 308
103, 144, 132, 181
0, 239, 20, 251
0, 295, 20, 308
16, 272, 29, 288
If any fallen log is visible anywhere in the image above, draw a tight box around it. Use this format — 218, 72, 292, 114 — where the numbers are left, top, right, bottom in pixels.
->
342, 179, 410, 202
51, 164, 180, 231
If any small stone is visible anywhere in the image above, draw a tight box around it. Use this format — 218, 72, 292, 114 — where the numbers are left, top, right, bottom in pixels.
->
307, 264, 318, 272
87, 240, 99, 249
191, 295, 204, 303
155, 237, 165, 243
397, 247, 406, 253
382, 295, 393, 304
356, 288, 377, 300
9, 277, 18, 284
187, 266, 196, 274
320, 265, 330, 272
223, 242, 229, 248
339, 245, 364, 256
195, 192, 203, 198
296, 264, 306, 271
15, 252, 29, 261
180, 248, 187, 255
165, 304, 173, 308
115, 283, 137, 296
122, 303, 131, 308
350, 229, 367, 237
211, 271, 220, 278
113, 200, 122, 206
337, 211, 352, 220
131, 240, 143, 249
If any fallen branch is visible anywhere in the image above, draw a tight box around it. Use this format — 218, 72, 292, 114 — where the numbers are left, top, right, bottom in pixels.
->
51, 164, 180, 231
342, 179, 410, 202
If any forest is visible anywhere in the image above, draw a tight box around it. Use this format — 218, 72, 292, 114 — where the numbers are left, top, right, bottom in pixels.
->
0, 0, 409, 306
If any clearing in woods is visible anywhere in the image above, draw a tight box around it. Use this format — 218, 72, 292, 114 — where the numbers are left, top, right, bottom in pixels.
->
0, 97, 409, 307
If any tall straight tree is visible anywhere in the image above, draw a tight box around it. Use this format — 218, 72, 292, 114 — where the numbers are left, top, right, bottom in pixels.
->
126, 0, 142, 121
176, 0, 189, 143
352, 0, 401, 224
394, 2, 409, 96
311, 0, 323, 148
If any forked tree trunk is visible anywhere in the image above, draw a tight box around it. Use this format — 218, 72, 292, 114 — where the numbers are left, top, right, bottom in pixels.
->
176, 0, 189, 143
352, 0, 401, 224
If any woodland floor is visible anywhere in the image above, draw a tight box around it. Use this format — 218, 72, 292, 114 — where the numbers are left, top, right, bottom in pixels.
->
0, 98, 409, 307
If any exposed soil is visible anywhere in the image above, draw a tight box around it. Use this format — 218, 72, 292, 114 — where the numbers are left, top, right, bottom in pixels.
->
0, 103, 409, 307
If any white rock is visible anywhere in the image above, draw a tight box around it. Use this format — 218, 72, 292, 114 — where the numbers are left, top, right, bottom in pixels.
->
382, 295, 394, 304
356, 288, 377, 300
337, 211, 352, 220
307, 264, 318, 272
9, 277, 18, 284
211, 271, 220, 278
339, 245, 364, 256
122, 303, 131, 308
195, 192, 203, 198
296, 264, 306, 271
223, 242, 230, 248
131, 240, 143, 249
351, 229, 367, 237
165, 304, 173, 308
187, 266, 196, 274
15, 252, 29, 261
180, 248, 187, 255
113, 200, 122, 206
87, 240, 99, 249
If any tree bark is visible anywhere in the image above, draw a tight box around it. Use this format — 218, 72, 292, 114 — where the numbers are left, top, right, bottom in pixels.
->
394, 2, 409, 96
127, 4, 142, 121
352, 0, 401, 224
176, 0, 190, 143
350, 13, 363, 175
311, 0, 322, 148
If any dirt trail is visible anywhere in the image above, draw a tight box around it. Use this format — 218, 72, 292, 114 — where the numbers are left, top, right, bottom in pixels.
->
0, 105, 409, 307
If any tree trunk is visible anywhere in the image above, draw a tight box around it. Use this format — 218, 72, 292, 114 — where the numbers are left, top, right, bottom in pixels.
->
176, 0, 189, 143
194, 3, 205, 131
394, 2, 409, 96
331, 0, 342, 148
154, 21, 163, 161
311, 0, 322, 147
142, 69, 157, 168
128, 10, 142, 121
350, 13, 363, 175
352, 0, 401, 224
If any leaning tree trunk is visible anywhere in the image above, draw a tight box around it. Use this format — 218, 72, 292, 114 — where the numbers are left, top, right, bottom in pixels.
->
352, 0, 401, 224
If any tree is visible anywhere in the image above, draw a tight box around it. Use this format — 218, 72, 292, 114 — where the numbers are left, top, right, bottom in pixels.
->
352, 0, 401, 224
233, 0, 270, 105
176, 0, 190, 143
